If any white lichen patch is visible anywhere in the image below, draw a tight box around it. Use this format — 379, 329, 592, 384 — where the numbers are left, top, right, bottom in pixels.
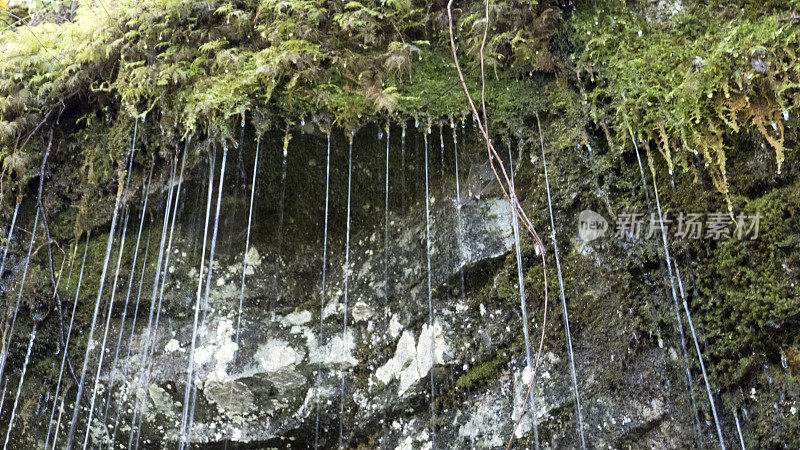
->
194, 318, 238, 382
165, 338, 181, 353
351, 301, 373, 322
309, 331, 358, 367
375, 322, 449, 396
147, 384, 178, 422
389, 314, 402, 338
281, 310, 312, 327
458, 389, 507, 447
255, 339, 305, 372
203, 380, 256, 421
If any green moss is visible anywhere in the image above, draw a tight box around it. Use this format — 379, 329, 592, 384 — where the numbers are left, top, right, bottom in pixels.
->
456, 350, 508, 389
695, 177, 800, 388
570, 0, 800, 204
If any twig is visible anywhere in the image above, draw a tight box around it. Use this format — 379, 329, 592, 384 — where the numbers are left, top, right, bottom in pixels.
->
445, 2, 550, 448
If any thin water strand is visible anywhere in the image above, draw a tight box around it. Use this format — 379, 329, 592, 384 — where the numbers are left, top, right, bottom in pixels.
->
101, 165, 154, 429
734, 407, 746, 450
674, 262, 726, 449
338, 134, 354, 449
65, 178, 124, 450
44, 236, 89, 450
423, 130, 437, 448
149, 146, 189, 359
128, 154, 178, 447
0, 202, 20, 282
314, 131, 332, 450
109, 228, 152, 450
0, 381, 5, 419
626, 123, 701, 436
3, 323, 37, 449
384, 124, 391, 304
508, 143, 539, 449
186, 143, 228, 445
452, 124, 466, 303
538, 117, 586, 449
179, 147, 216, 447
83, 206, 132, 447
439, 124, 445, 193
0, 207, 39, 385
227, 135, 259, 443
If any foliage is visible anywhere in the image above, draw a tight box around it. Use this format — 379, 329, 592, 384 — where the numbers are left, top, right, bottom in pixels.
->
0, 0, 562, 206
570, 0, 800, 207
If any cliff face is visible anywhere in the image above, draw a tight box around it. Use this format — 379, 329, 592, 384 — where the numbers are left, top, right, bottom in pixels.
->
1, 0, 800, 448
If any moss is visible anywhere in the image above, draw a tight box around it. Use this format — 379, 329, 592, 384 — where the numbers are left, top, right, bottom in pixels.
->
694, 177, 800, 388
456, 350, 508, 389
570, 0, 800, 204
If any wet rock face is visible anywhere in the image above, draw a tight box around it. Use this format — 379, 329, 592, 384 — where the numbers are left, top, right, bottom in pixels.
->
98, 194, 523, 446
53, 167, 704, 450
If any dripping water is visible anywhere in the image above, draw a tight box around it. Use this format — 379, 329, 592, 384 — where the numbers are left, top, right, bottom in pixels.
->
452, 123, 466, 303
508, 142, 539, 449
84, 204, 133, 448
314, 131, 332, 450
226, 134, 259, 447
439, 124, 445, 193
179, 146, 216, 448
273, 131, 289, 303
50, 238, 90, 450
400, 123, 407, 212
128, 152, 178, 449
384, 124, 391, 307
734, 407, 746, 450
110, 228, 152, 450
64, 138, 129, 450
0, 207, 40, 386
44, 236, 89, 450
338, 133, 354, 449
186, 143, 228, 446
538, 116, 586, 449
674, 261, 726, 449
423, 128, 437, 448
3, 322, 37, 449
0, 202, 20, 283
626, 121, 702, 439
100, 165, 154, 432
